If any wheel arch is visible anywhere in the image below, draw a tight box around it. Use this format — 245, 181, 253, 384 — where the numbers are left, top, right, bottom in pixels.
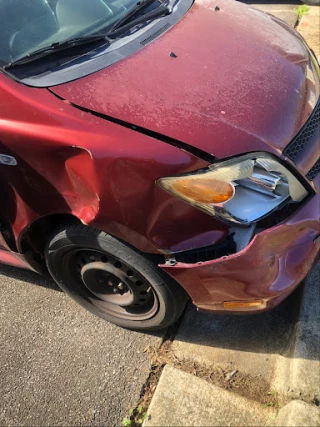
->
18, 213, 165, 272
18, 213, 82, 267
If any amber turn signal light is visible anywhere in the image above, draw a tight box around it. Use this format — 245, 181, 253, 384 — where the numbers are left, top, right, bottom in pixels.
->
223, 300, 264, 309
171, 178, 234, 204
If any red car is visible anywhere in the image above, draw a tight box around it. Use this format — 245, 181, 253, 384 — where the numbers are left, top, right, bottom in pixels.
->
0, 0, 319, 330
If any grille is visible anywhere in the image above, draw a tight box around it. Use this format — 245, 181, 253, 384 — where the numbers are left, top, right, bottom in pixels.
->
307, 159, 320, 181
284, 98, 320, 162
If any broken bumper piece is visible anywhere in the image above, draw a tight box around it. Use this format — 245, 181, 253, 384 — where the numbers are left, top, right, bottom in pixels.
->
160, 192, 320, 313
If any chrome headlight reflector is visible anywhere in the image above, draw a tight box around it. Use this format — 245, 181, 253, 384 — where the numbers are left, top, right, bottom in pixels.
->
157, 153, 308, 225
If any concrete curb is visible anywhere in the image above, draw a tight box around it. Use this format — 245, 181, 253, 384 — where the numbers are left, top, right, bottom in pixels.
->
275, 265, 320, 402
144, 367, 320, 427
273, 400, 320, 427
144, 365, 274, 427
144, 264, 320, 426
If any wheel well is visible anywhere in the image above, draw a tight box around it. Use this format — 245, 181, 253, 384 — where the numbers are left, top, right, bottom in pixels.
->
20, 214, 165, 273
20, 214, 82, 264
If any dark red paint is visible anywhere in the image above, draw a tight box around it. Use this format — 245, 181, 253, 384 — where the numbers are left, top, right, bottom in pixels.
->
0, 73, 225, 257
162, 191, 320, 312
51, 0, 319, 161
0, 0, 319, 313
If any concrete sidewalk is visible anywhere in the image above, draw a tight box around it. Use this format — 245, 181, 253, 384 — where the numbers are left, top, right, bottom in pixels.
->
241, 0, 299, 28
298, 6, 320, 58
240, 3, 320, 58
144, 263, 320, 427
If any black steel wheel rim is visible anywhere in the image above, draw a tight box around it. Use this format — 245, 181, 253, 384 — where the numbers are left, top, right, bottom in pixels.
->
60, 248, 159, 321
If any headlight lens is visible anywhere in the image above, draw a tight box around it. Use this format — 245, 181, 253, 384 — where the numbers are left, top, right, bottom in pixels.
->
171, 178, 235, 204
157, 153, 309, 225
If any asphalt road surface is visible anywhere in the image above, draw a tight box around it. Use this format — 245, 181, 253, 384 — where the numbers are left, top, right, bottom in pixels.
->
240, 0, 300, 28
0, 264, 163, 427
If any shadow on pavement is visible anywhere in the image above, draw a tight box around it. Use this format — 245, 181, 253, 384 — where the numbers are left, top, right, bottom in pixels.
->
0, 262, 61, 291
175, 283, 317, 358
0, 262, 164, 339
1, 261, 317, 361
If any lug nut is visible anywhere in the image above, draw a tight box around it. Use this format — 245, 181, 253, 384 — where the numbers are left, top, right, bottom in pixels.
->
117, 282, 125, 290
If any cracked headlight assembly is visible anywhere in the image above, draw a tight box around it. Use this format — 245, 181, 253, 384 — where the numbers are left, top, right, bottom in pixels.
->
157, 153, 309, 225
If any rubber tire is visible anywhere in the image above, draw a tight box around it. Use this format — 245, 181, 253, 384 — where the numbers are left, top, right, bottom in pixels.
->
45, 224, 189, 331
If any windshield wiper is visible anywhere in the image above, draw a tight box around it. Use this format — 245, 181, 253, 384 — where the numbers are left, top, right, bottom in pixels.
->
4, 35, 108, 69
106, 0, 173, 36
4, 0, 173, 70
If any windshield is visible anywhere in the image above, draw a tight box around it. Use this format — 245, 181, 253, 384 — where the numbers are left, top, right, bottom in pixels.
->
0, 0, 147, 65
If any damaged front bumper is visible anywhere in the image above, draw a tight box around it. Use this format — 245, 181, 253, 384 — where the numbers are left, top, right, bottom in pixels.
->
160, 190, 320, 313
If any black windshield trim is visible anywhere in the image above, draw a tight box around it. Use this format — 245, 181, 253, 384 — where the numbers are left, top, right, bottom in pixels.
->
106, 1, 173, 37
109, 0, 161, 32
3, 36, 109, 69
1, 0, 192, 88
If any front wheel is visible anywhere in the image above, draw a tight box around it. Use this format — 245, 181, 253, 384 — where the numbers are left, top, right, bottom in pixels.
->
45, 224, 188, 331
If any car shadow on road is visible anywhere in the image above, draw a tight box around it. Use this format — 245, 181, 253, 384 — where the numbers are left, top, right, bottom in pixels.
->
0, 262, 61, 292
0, 262, 166, 341
176, 278, 319, 361
1, 262, 318, 361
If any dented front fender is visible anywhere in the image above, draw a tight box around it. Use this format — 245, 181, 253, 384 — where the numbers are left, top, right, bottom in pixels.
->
0, 75, 228, 255
160, 190, 320, 312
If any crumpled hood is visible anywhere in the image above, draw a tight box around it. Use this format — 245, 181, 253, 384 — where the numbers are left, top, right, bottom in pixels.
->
50, 0, 320, 159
